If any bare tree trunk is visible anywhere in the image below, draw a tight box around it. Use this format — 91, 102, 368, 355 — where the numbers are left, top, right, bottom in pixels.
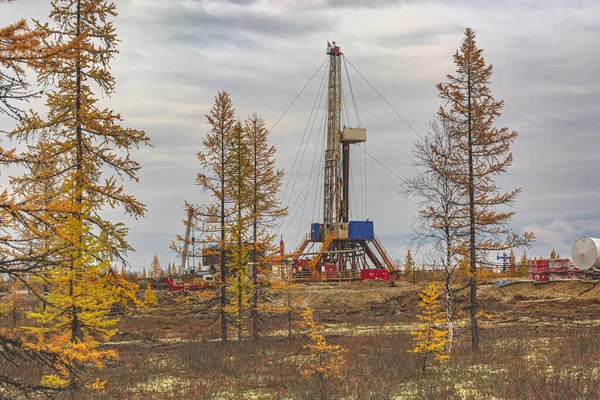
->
319, 373, 327, 400
467, 64, 479, 353
69, 2, 83, 390
444, 226, 454, 355
252, 262, 258, 339
12, 293, 17, 328
70, 0, 84, 345
422, 350, 429, 373
252, 133, 259, 340
444, 272, 454, 355
220, 126, 228, 343
237, 168, 242, 341
237, 271, 242, 341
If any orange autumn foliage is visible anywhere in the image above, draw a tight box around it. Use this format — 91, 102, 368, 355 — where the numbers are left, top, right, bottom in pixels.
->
436, 28, 534, 351
301, 307, 346, 400
13, 0, 149, 391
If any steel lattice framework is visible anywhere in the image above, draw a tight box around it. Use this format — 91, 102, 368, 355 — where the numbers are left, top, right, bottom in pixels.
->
323, 42, 342, 227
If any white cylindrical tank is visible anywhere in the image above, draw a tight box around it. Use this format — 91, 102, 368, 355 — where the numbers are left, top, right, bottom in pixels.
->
571, 237, 600, 270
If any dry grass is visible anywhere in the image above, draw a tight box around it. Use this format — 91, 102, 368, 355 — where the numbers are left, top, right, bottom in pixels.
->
5, 281, 600, 399
76, 323, 600, 400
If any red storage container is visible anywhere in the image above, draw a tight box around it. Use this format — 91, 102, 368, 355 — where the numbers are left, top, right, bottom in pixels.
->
529, 259, 550, 274
549, 259, 570, 273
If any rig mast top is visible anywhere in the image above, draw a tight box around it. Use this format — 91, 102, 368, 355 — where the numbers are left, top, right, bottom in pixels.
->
326, 41, 342, 56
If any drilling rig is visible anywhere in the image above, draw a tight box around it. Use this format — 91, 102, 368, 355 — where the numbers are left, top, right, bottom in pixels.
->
289, 42, 397, 281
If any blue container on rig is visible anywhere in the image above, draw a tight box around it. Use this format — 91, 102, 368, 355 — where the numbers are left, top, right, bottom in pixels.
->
311, 223, 321, 241
348, 221, 374, 239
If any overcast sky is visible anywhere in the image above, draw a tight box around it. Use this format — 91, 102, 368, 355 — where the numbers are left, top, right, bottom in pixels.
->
1, 0, 599, 270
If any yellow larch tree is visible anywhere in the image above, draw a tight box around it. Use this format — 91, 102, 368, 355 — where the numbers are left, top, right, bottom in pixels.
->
144, 282, 157, 307
106, 268, 141, 315
519, 251, 528, 277
195, 91, 236, 343
224, 263, 251, 340
224, 121, 253, 341
149, 255, 163, 279
245, 112, 287, 339
410, 283, 449, 372
12, 0, 150, 391
0, 2, 80, 397
301, 307, 346, 400
403, 249, 414, 279
437, 28, 533, 352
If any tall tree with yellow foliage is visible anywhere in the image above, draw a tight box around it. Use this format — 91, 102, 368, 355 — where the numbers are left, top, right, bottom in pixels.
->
437, 28, 533, 352
245, 112, 287, 339
0, 2, 80, 397
144, 282, 157, 307
149, 255, 163, 279
195, 91, 236, 343
301, 307, 346, 400
410, 283, 449, 372
224, 121, 253, 341
403, 249, 414, 279
13, 0, 149, 391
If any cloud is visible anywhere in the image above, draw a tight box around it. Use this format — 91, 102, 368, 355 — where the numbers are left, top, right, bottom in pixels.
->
123, 0, 330, 51
523, 220, 576, 254
315, 0, 423, 8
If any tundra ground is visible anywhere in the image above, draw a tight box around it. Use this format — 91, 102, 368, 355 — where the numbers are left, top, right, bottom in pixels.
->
5, 280, 600, 399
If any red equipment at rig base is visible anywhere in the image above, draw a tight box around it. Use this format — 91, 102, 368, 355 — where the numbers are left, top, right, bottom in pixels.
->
359, 269, 388, 281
